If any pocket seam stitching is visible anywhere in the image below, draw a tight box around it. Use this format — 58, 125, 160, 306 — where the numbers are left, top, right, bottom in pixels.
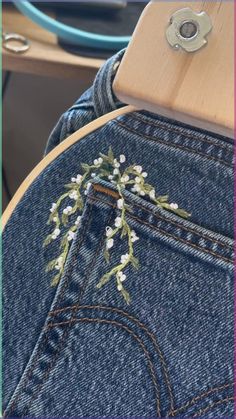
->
91, 184, 232, 250
130, 113, 232, 152
116, 120, 232, 168
49, 304, 175, 412
89, 196, 233, 264
191, 396, 234, 418
46, 316, 162, 417
5, 204, 108, 418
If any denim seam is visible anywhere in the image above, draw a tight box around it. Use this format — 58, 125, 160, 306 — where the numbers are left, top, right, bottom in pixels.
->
19, 210, 112, 418
191, 397, 234, 418
91, 184, 232, 250
115, 121, 232, 168
168, 382, 234, 416
48, 303, 235, 417
5, 204, 107, 418
4, 204, 94, 417
124, 212, 232, 264
131, 113, 232, 151
88, 196, 233, 264
49, 304, 175, 413
46, 317, 162, 417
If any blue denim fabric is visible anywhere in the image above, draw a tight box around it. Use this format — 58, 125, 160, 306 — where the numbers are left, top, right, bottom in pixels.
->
3, 51, 234, 419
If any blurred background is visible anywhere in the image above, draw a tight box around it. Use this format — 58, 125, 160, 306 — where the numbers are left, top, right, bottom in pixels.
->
2, 1, 146, 210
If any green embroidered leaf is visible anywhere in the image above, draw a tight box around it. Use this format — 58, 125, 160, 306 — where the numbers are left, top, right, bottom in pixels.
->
174, 208, 191, 218
120, 287, 131, 305
46, 259, 58, 272
65, 183, 78, 189
121, 225, 128, 238
43, 235, 53, 247
96, 273, 111, 289
62, 213, 69, 226
157, 195, 169, 203
130, 256, 140, 270
108, 146, 114, 161
81, 163, 90, 172
51, 273, 61, 287
104, 249, 110, 263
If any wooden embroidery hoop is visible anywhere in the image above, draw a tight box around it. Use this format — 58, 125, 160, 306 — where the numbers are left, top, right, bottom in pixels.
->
2, 1, 233, 228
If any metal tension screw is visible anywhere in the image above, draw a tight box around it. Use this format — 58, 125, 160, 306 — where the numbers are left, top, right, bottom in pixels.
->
166, 8, 212, 53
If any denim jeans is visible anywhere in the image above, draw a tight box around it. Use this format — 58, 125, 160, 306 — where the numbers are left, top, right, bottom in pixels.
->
3, 50, 234, 418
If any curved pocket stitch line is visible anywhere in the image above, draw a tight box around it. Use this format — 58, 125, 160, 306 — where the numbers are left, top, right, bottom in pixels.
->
49, 304, 175, 412
46, 317, 161, 417
91, 185, 232, 250
5, 206, 110, 418
168, 382, 234, 416
88, 196, 233, 264
130, 113, 232, 151
115, 121, 232, 168
191, 397, 234, 418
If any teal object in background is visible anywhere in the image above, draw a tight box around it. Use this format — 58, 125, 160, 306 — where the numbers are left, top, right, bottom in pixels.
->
12, 0, 131, 50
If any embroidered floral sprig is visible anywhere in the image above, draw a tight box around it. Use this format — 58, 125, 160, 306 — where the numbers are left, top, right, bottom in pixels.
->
44, 147, 190, 303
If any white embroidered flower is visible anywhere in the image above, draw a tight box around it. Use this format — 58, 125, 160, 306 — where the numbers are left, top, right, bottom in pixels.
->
108, 175, 114, 180
52, 228, 60, 240
63, 206, 73, 215
69, 190, 78, 200
149, 189, 155, 200
114, 216, 122, 228
117, 198, 124, 209
84, 182, 92, 195
142, 172, 148, 178
117, 271, 126, 282
75, 215, 81, 226
50, 203, 57, 213
71, 174, 82, 184
67, 231, 76, 242
113, 168, 119, 175
91, 173, 96, 178
53, 217, 58, 222
134, 184, 141, 193
106, 238, 114, 249
120, 175, 129, 183
170, 203, 179, 210
134, 165, 142, 174
120, 253, 129, 264
55, 256, 63, 270
131, 230, 139, 243
113, 159, 120, 168
119, 154, 126, 163
94, 157, 103, 166
106, 226, 113, 237
140, 191, 145, 196
117, 283, 123, 291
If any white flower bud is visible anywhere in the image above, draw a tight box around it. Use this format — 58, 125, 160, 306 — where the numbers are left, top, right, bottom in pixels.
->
106, 238, 114, 249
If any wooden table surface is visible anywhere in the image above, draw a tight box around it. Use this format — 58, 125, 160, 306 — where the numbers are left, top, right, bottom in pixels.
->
3, 4, 104, 79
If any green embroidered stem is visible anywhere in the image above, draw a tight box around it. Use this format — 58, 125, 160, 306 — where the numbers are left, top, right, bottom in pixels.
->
44, 147, 191, 302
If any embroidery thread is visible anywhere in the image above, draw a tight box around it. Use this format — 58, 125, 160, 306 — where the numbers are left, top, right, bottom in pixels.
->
44, 147, 190, 303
